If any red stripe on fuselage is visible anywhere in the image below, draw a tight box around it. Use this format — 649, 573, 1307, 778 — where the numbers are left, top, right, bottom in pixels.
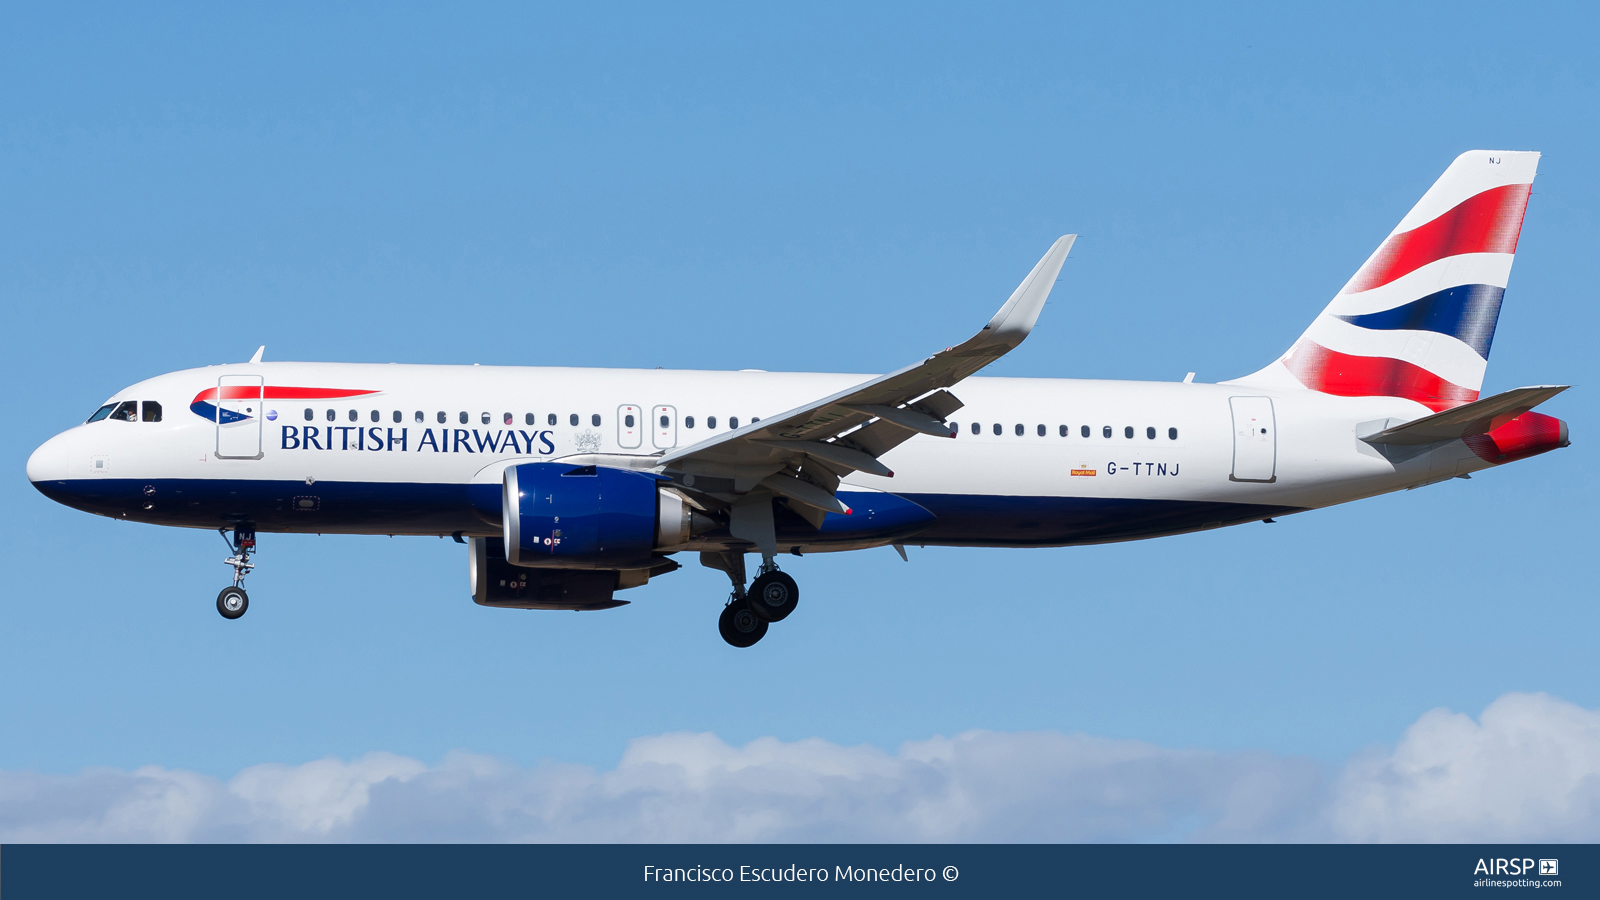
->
1342, 183, 1531, 295
191, 386, 379, 403
1281, 341, 1478, 411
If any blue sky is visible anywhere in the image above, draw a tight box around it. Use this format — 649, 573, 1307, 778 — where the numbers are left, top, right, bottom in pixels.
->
2, 3, 1597, 840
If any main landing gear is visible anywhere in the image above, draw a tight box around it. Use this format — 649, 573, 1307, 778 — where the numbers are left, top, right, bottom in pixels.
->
709, 553, 801, 648
217, 526, 255, 620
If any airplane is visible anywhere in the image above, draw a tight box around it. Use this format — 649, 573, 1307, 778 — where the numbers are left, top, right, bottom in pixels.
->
26, 150, 1569, 647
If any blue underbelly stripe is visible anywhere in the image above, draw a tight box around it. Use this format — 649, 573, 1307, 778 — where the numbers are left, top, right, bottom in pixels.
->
31, 477, 1304, 548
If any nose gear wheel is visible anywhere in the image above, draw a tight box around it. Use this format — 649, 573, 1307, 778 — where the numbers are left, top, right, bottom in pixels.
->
217, 586, 249, 619
216, 526, 257, 619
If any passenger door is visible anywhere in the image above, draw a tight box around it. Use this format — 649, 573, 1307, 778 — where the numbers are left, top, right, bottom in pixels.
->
216, 374, 264, 460
1229, 396, 1276, 482
617, 404, 643, 449
652, 405, 677, 450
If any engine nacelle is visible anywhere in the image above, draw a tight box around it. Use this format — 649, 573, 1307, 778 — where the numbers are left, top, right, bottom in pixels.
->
502, 462, 694, 568
469, 536, 626, 610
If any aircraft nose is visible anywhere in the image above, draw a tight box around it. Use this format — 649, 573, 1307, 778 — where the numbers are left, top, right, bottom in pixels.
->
26, 431, 69, 484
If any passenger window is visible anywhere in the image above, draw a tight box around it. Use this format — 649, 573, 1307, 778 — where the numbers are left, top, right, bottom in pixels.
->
393, 411, 402, 423
730, 417, 739, 429
1145, 427, 1154, 439
708, 416, 718, 429
327, 409, 336, 422
971, 422, 980, 435
502, 413, 512, 425
1013, 424, 1023, 436
1169, 427, 1178, 440
1036, 424, 1045, 437
1059, 425, 1067, 437
87, 404, 116, 423
1102, 426, 1111, 438
686, 416, 696, 428
569, 414, 579, 426
348, 409, 358, 422
659, 415, 669, 428
142, 401, 162, 422
525, 413, 535, 425
437, 411, 447, 424
459, 412, 469, 425
1081, 425, 1090, 438
592, 414, 601, 427
370, 410, 379, 423
548, 414, 557, 426
625, 414, 635, 427
992, 423, 1001, 435
415, 411, 424, 423
304, 408, 314, 421
1124, 426, 1133, 439
752, 417, 760, 423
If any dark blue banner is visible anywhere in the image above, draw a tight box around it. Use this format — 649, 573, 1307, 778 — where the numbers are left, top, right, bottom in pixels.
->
2, 843, 1592, 898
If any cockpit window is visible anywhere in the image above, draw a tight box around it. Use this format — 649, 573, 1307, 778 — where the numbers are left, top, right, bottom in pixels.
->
109, 401, 138, 422
87, 404, 116, 423
142, 401, 162, 422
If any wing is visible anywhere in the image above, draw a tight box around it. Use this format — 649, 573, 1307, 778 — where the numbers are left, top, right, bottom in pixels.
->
655, 235, 1076, 539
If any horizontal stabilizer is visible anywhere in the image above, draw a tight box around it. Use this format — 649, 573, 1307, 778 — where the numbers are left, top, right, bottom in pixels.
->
1360, 385, 1568, 445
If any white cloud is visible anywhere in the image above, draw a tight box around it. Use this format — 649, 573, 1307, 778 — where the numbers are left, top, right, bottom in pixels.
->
1328, 692, 1600, 842
1, 692, 1597, 842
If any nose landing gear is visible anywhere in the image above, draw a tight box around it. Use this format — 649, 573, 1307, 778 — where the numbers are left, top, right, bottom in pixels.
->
217, 585, 249, 619
217, 526, 255, 620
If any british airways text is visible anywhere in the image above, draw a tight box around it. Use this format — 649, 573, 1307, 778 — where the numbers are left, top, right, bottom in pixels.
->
279, 426, 557, 455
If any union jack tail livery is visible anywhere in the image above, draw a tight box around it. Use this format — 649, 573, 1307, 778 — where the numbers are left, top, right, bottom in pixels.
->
1237, 150, 1538, 411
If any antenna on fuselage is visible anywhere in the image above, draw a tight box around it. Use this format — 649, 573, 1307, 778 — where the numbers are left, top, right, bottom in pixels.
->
249, 346, 265, 364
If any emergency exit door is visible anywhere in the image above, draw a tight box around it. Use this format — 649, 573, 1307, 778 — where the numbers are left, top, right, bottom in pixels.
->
215, 374, 264, 459
1229, 396, 1276, 482
652, 405, 677, 449
617, 405, 643, 449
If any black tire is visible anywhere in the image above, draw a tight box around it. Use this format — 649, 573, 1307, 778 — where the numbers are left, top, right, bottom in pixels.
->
217, 586, 249, 620
747, 571, 799, 622
718, 598, 767, 647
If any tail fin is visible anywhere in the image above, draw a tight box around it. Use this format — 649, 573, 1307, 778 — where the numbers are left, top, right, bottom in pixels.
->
1230, 150, 1539, 411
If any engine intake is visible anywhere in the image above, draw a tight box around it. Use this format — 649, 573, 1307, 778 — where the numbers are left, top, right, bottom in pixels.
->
502, 462, 698, 568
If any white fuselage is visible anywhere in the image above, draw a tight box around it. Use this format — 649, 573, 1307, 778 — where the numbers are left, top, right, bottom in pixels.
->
27, 361, 1495, 548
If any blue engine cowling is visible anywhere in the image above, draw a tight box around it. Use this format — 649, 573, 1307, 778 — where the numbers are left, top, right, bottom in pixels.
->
503, 463, 668, 569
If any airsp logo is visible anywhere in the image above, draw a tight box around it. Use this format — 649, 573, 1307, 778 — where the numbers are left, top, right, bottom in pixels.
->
1473, 858, 1546, 876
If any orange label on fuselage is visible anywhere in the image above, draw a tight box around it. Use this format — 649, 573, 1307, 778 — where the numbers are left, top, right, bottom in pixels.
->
1070, 468, 1096, 476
